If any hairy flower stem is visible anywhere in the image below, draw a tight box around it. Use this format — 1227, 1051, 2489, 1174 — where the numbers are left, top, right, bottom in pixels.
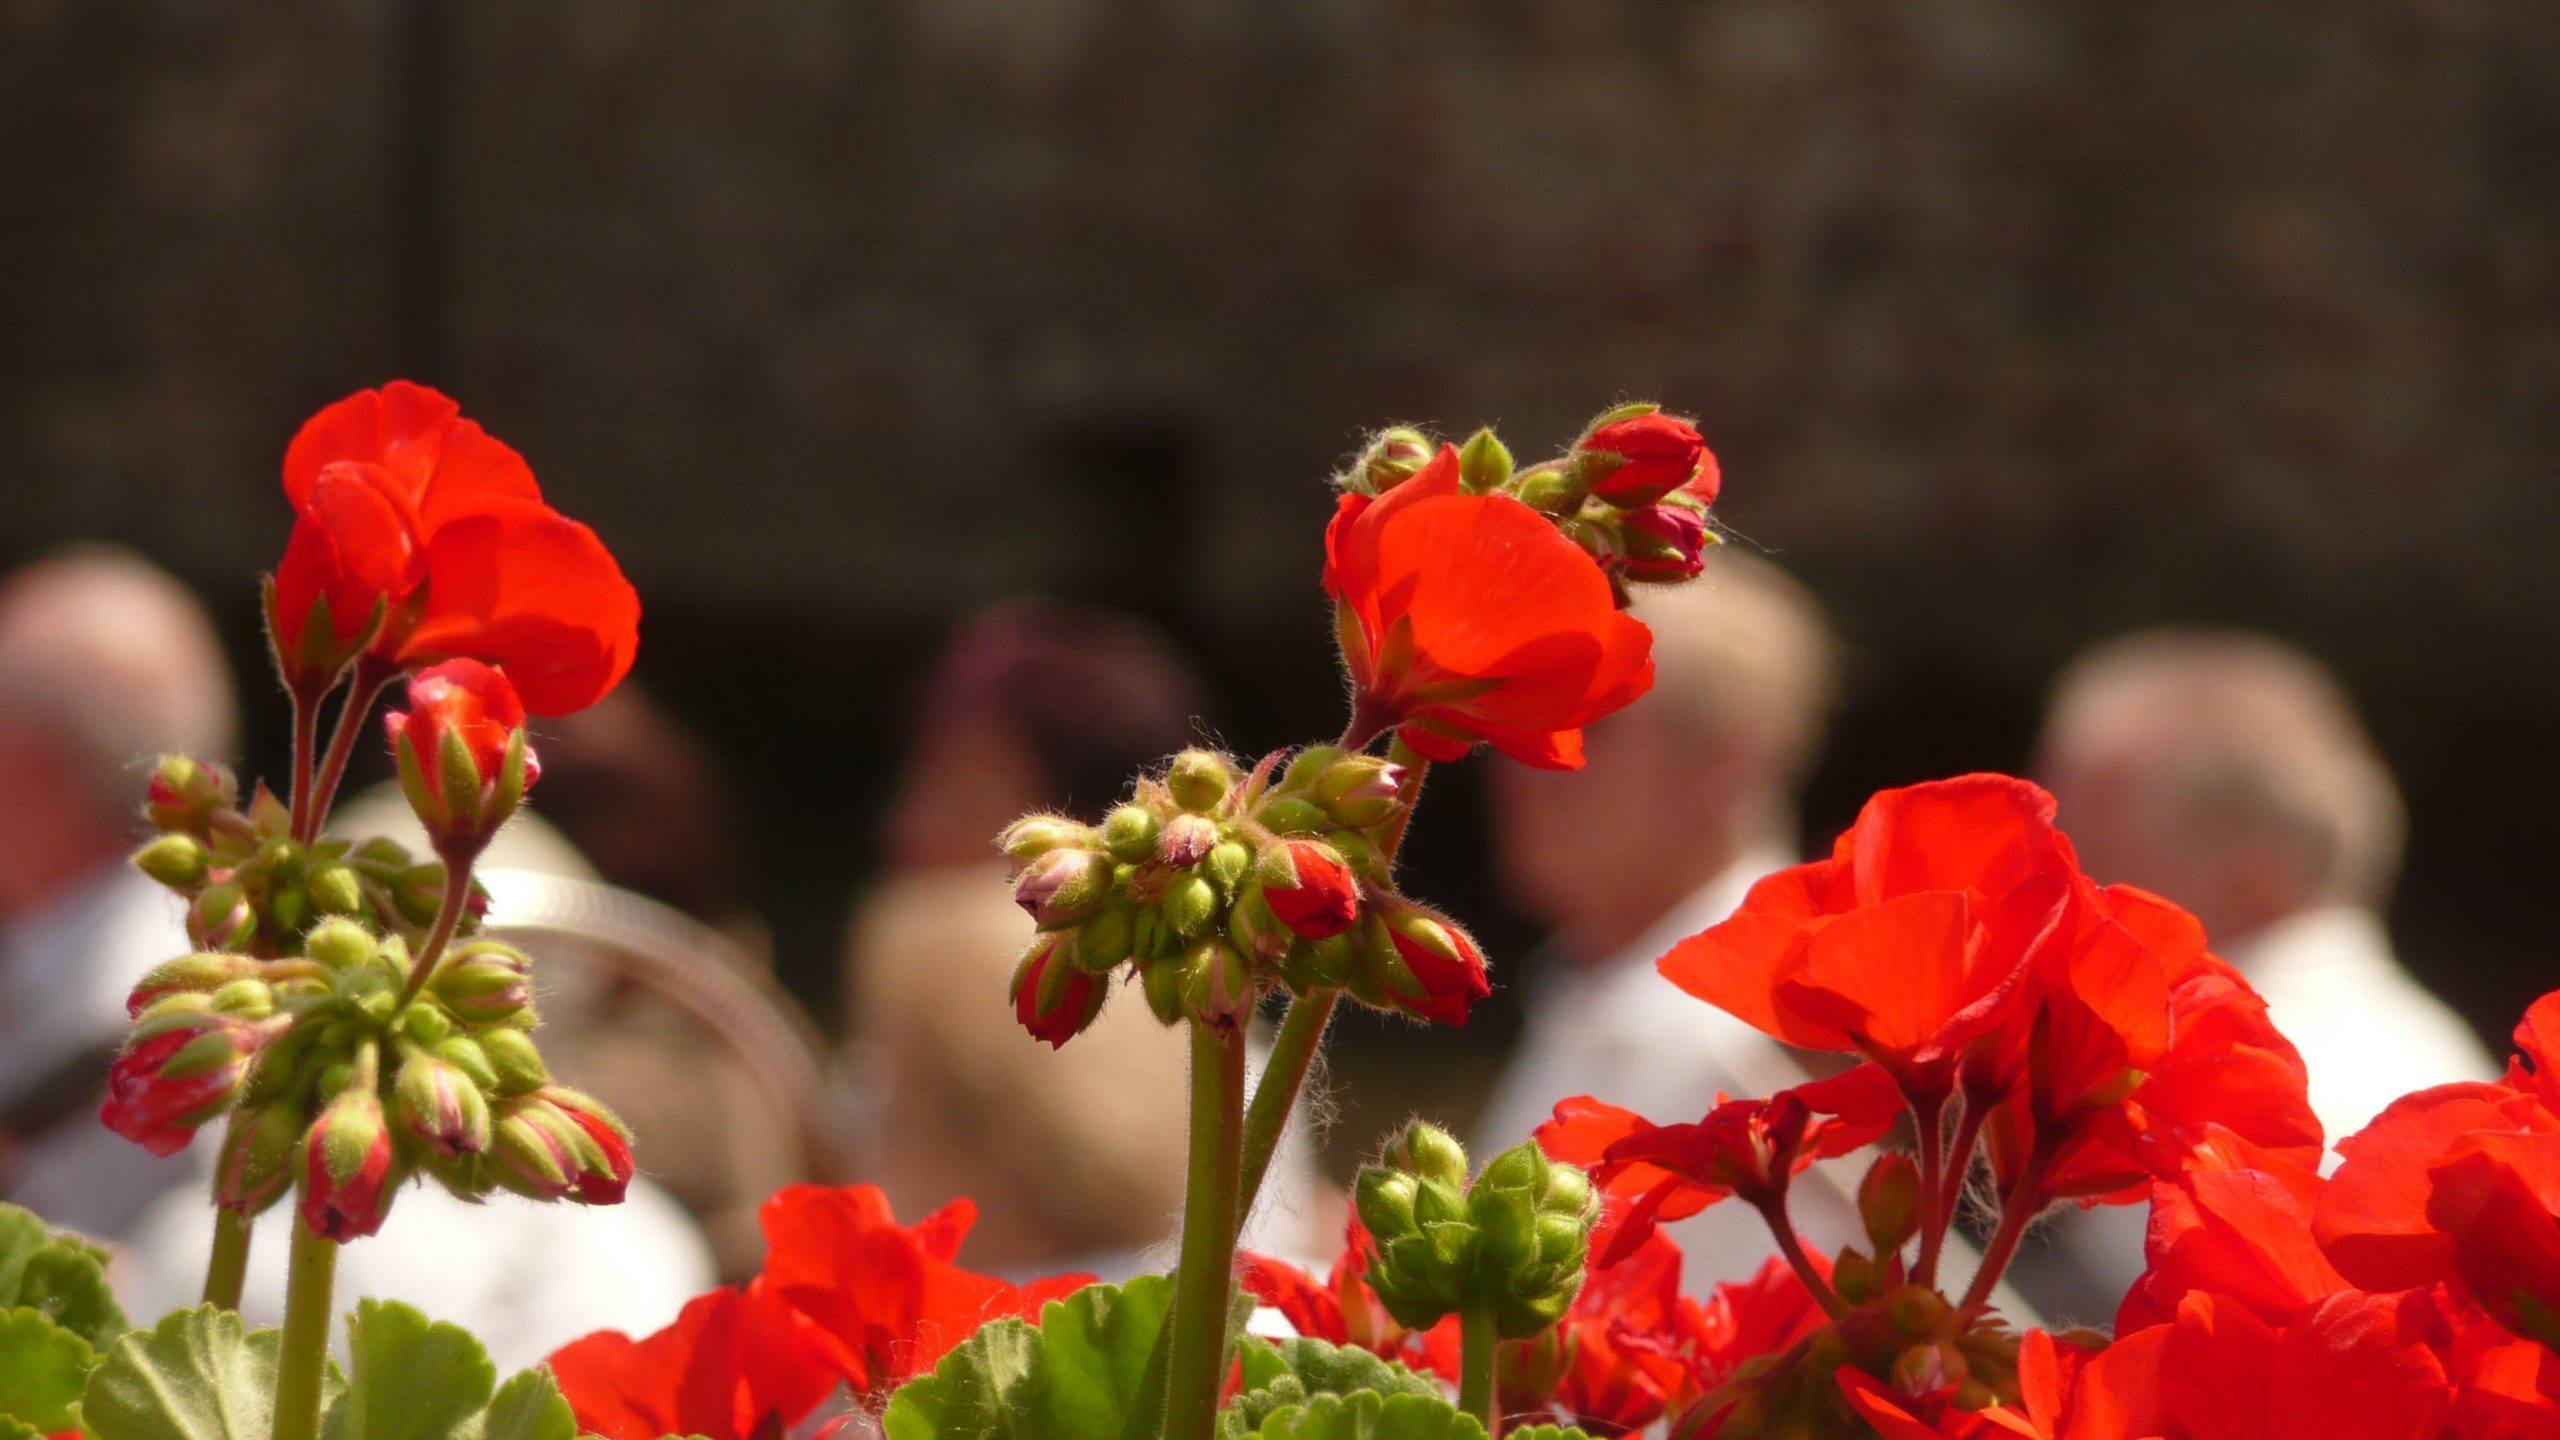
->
1939, 1096, 1987, 1229
1754, 1194, 1853, 1323
285, 685, 324, 842
1911, 1094, 1952, 1289
270, 1218, 339, 1440
298, 661, 394, 843
1163, 1021, 1248, 1440
392, 854, 474, 1011
1961, 1148, 2053, 1312
201, 1206, 253, 1310
1457, 1295, 1502, 1435
1234, 746, 1429, 1222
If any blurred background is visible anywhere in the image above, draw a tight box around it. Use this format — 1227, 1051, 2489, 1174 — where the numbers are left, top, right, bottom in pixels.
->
7, 2, 2560, 1302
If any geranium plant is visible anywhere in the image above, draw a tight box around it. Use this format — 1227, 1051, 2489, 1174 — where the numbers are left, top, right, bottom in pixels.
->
9, 382, 2558, 1440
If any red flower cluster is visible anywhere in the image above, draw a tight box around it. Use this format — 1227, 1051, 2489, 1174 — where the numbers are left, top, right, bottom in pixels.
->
271, 381, 637, 716
1325, 446, 1653, 769
550, 1185, 1090, 1439
1240, 1217, 1826, 1437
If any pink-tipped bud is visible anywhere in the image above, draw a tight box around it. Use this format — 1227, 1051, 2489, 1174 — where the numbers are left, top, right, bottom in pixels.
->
387, 659, 537, 860
491, 1098, 583, 1201
124, 952, 260, 1016
394, 1049, 492, 1157
1370, 899, 1492, 1027
299, 1084, 397, 1241
1312, 755, 1405, 830
145, 755, 237, 834
429, 942, 533, 1023
1618, 500, 1712, 584
1578, 410, 1710, 508
100, 1013, 282, 1156
543, 1088, 634, 1204
1345, 427, 1435, 497
1013, 847, 1112, 929
1157, 812, 1218, 869
1260, 840, 1361, 940
1011, 935, 1107, 1049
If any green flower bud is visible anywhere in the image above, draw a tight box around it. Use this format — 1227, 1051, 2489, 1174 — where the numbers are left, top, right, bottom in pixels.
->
1457, 426, 1513, 492
133, 834, 209, 889
1474, 1140, 1547, 1197
1204, 840, 1253, 892
1166, 749, 1232, 813
1227, 884, 1290, 964
1347, 426, 1433, 496
1860, 1152, 1923, 1258
477, 1025, 548, 1095
1253, 796, 1328, 837
1014, 847, 1113, 929
431, 942, 532, 1023
1160, 873, 1220, 938
1281, 932, 1357, 993
1382, 1121, 1470, 1190
395, 1048, 492, 1156
1513, 467, 1588, 517
1074, 900, 1137, 972
208, 978, 275, 1019
1100, 805, 1162, 863
125, 952, 257, 1013
189, 883, 256, 951
303, 917, 375, 970
308, 864, 364, 916
1354, 1168, 1420, 1242
1178, 939, 1254, 1026
1000, 814, 1094, 861
1278, 745, 1348, 792
432, 1035, 501, 1091
1139, 955, 1186, 1026
400, 1003, 453, 1046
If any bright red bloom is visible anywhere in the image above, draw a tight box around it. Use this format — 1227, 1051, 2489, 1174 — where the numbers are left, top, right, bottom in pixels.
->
2039, 1291, 2453, 1440
1373, 900, 1492, 1026
274, 382, 638, 714
1579, 413, 1713, 508
551, 1285, 843, 1440
1660, 775, 2076, 1100
2423, 1133, 2560, 1349
754, 1184, 1091, 1395
299, 1087, 395, 1241
1539, 1065, 1901, 1266
1325, 446, 1653, 769
2116, 1128, 2350, 1333
1262, 839, 1361, 939
1011, 935, 1105, 1048
1238, 1216, 1410, 1360
387, 658, 536, 802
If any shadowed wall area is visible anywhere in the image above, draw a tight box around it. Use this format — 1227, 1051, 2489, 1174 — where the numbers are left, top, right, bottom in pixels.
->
6, 3, 2558, 1132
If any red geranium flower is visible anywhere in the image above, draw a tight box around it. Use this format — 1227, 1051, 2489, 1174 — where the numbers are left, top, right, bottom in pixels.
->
1325, 445, 1653, 769
273, 381, 638, 715
1659, 776, 2077, 1102
2116, 1128, 2350, 1334
1538, 1066, 1900, 1266
754, 1184, 1092, 1395
551, 1285, 844, 1440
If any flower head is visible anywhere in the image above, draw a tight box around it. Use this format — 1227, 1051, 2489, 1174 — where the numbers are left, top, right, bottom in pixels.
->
551, 1285, 843, 1440
1577, 412, 1715, 509
1325, 446, 1653, 769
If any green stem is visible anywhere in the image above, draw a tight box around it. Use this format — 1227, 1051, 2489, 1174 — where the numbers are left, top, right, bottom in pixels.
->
392, 855, 474, 1010
1236, 989, 1335, 1219
1457, 1295, 1501, 1435
285, 686, 323, 843
299, 662, 394, 843
270, 1218, 339, 1440
1163, 1022, 1248, 1440
201, 1207, 253, 1310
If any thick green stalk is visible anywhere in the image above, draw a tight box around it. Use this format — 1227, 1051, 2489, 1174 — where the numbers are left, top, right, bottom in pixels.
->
1162, 1022, 1248, 1440
270, 1218, 339, 1440
1236, 989, 1335, 1217
201, 1206, 253, 1310
1456, 1295, 1501, 1436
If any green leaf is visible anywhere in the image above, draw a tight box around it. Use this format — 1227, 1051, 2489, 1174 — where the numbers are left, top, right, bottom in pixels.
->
79, 1306, 306, 1440
1240, 1392, 1486, 1440
0, 1306, 97, 1432
883, 1277, 1173, 1440
325, 1301, 495, 1440
1222, 1338, 1444, 1436
1504, 1428, 1598, 1440
462, 1371, 574, 1440
0, 1203, 127, 1347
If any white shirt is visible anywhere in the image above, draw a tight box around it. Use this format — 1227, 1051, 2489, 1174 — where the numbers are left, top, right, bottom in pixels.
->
2233, 905, 2499, 1155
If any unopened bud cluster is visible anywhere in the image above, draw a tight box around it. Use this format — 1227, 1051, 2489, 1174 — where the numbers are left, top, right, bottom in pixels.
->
1337, 403, 1725, 605
105, 753, 630, 1241
1352, 1122, 1595, 1340
1000, 743, 1490, 1044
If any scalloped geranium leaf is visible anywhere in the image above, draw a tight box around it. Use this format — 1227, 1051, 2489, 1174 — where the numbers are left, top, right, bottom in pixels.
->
1222, 1338, 1445, 1436
881, 1277, 1174, 1440
1241, 1391, 1487, 1440
324, 1300, 498, 1440
0, 1203, 126, 1347
463, 1369, 575, 1440
0, 1306, 96, 1432
80, 1305, 322, 1440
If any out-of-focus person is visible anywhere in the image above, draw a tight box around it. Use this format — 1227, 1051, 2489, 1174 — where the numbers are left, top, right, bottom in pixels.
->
2037, 628, 2497, 1143
0, 548, 232, 1238
1471, 551, 1855, 1285
844, 599, 1323, 1279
